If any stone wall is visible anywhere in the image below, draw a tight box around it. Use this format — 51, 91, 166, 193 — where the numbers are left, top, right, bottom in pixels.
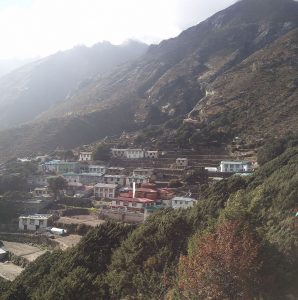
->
0, 233, 59, 249
100, 209, 144, 224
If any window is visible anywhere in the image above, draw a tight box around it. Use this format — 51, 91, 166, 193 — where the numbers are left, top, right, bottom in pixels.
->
29, 219, 34, 225
40, 220, 44, 226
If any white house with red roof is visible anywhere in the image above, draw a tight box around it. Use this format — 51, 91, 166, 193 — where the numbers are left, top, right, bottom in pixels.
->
111, 197, 155, 212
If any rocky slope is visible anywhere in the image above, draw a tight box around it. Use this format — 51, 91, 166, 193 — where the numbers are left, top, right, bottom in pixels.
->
0, 0, 297, 160
191, 28, 298, 139
0, 41, 147, 129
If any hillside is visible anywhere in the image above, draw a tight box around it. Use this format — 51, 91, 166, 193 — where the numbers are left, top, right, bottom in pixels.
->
40, 0, 298, 121
1, 146, 297, 299
190, 28, 298, 140
0, 0, 297, 160
0, 41, 147, 129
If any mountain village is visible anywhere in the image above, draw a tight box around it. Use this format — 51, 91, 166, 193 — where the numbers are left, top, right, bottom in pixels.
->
0, 140, 257, 280
0, 0, 297, 296
8, 143, 255, 227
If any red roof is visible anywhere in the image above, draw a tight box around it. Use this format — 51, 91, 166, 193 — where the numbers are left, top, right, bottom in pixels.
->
141, 183, 157, 189
116, 197, 154, 204
119, 192, 132, 198
136, 188, 157, 193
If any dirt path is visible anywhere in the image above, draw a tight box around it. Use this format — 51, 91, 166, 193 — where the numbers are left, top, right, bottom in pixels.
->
54, 234, 82, 250
0, 262, 24, 281
2, 241, 46, 262
57, 215, 105, 227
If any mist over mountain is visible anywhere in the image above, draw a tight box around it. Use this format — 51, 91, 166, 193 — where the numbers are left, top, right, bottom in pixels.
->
0, 58, 37, 79
0, 0, 297, 160
0, 40, 148, 129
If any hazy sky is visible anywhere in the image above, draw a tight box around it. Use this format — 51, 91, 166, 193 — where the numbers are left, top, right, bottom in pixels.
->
0, 0, 237, 59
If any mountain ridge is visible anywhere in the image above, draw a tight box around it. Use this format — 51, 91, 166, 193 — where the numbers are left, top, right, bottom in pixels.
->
0, 40, 148, 129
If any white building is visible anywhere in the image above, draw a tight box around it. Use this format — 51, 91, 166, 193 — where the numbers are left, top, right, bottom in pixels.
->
125, 149, 145, 159
176, 158, 188, 167
79, 173, 104, 185
127, 175, 150, 186
79, 151, 93, 161
103, 175, 126, 186
111, 148, 127, 158
88, 165, 106, 174
94, 183, 118, 199
19, 214, 53, 231
106, 167, 125, 175
111, 148, 144, 159
111, 197, 155, 211
171, 197, 196, 209
219, 161, 252, 173
62, 172, 80, 184
33, 187, 51, 197
145, 150, 159, 159
133, 168, 154, 178
205, 167, 218, 172
44, 160, 61, 172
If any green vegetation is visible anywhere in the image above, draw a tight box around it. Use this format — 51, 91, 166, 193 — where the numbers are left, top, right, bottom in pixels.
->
0, 174, 27, 195
183, 168, 208, 185
0, 161, 37, 194
257, 135, 298, 165
47, 176, 68, 199
168, 179, 183, 188
4, 161, 37, 178
0, 161, 37, 224
92, 144, 110, 161
1, 148, 298, 298
0, 278, 9, 296
134, 126, 164, 145
2, 222, 133, 300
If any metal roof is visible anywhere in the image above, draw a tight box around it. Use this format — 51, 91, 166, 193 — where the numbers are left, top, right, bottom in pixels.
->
220, 160, 251, 164
172, 197, 196, 202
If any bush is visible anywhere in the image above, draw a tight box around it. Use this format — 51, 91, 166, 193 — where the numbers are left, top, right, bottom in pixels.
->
178, 220, 265, 299
257, 138, 287, 165
93, 144, 110, 161
168, 179, 183, 188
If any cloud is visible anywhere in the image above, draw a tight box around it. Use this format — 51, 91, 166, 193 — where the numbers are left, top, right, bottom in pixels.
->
0, 0, 237, 59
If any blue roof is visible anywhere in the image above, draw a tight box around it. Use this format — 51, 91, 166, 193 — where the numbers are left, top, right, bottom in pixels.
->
45, 160, 61, 165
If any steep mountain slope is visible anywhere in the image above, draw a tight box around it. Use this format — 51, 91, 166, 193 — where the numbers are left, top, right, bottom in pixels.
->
0, 58, 36, 79
190, 28, 298, 139
0, 0, 297, 160
40, 0, 298, 121
0, 41, 147, 128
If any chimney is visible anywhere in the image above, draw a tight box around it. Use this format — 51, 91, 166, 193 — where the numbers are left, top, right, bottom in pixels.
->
133, 182, 136, 198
